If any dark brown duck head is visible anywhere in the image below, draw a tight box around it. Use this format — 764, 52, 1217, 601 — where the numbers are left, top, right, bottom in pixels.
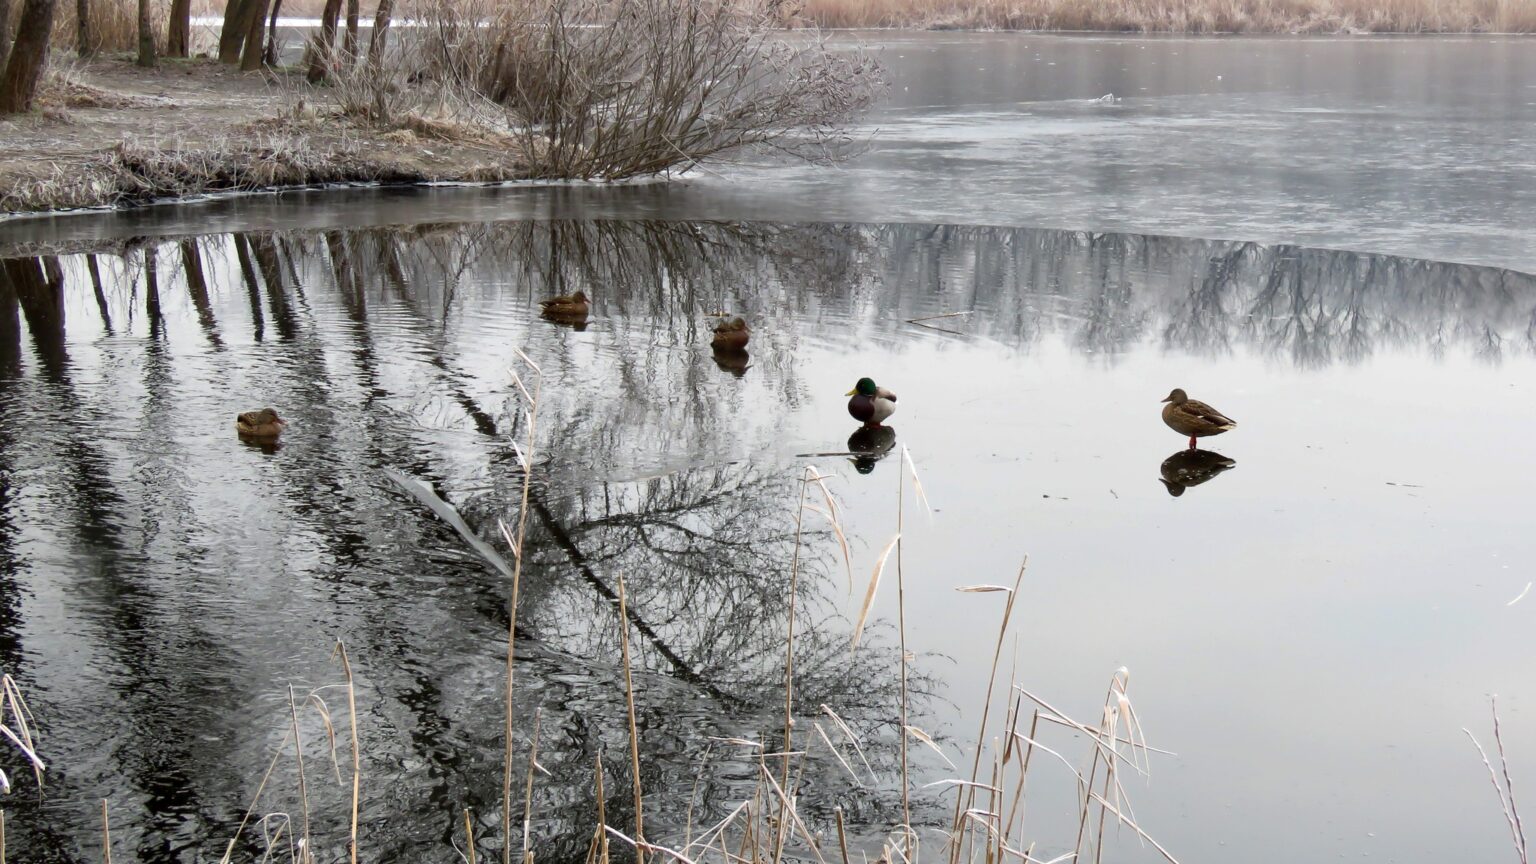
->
1161, 388, 1188, 405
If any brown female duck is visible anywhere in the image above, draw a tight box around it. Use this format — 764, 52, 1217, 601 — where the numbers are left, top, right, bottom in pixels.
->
236, 408, 286, 438
539, 291, 590, 318
710, 316, 750, 350
1161, 388, 1236, 449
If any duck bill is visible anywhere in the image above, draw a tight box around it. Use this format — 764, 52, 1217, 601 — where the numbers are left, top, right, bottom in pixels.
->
1159, 396, 1172, 402
845, 389, 857, 396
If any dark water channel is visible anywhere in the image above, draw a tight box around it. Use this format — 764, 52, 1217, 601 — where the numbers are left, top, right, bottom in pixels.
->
2, 218, 1535, 863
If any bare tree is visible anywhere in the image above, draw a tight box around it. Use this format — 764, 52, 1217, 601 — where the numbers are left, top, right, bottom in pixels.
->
75, 0, 93, 56
136, 0, 156, 66
305, 0, 343, 82
217, 0, 250, 61
0, 0, 14, 70
262, 0, 282, 65
343, 0, 358, 60
219, 0, 268, 63
0, 0, 57, 114
167, 0, 190, 57
367, 0, 395, 66
237, 0, 270, 70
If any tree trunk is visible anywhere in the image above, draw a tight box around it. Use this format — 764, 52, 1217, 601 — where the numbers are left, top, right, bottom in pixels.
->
261, 0, 281, 66
166, 0, 190, 57
136, 0, 156, 66
0, 0, 57, 114
218, 0, 252, 62
366, 0, 393, 68
0, 0, 15, 72
305, 0, 342, 83
343, 0, 357, 63
75, 0, 93, 57
237, 0, 269, 70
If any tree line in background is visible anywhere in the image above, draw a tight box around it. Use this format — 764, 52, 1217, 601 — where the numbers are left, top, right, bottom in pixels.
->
0, 0, 396, 110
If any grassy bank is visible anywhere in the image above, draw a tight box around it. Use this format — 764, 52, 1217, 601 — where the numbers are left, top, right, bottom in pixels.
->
4, 0, 878, 214
795, 0, 1536, 31
0, 59, 541, 214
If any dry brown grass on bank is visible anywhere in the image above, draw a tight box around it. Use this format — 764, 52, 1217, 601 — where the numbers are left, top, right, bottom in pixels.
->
0, 128, 526, 213
795, 0, 1536, 31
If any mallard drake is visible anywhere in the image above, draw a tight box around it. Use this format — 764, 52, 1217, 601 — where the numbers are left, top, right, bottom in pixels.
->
236, 407, 286, 438
846, 377, 897, 428
1159, 449, 1236, 497
1161, 388, 1236, 449
711, 316, 750, 350
539, 291, 590, 318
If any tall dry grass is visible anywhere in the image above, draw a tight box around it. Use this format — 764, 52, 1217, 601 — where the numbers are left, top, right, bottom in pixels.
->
0, 674, 45, 795
794, 0, 1536, 31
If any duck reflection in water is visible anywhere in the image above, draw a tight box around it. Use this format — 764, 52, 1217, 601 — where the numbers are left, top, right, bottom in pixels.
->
848, 425, 897, 474
238, 435, 284, 455
1159, 449, 1236, 497
711, 345, 750, 377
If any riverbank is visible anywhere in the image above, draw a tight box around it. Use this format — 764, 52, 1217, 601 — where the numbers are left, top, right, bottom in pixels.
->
0, 57, 534, 215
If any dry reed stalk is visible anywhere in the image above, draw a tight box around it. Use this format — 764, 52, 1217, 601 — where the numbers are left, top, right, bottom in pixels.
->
498, 353, 544, 864
593, 749, 609, 864
1071, 670, 1144, 864
521, 708, 543, 860
100, 799, 111, 864
895, 451, 911, 841
772, 469, 816, 864
0, 674, 45, 791
288, 685, 313, 864
946, 559, 1027, 864
466, 809, 478, 864
1465, 696, 1529, 864
1001, 710, 1039, 847
218, 729, 294, 862
683, 743, 714, 849
333, 640, 361, 864
616, 571, 645, 851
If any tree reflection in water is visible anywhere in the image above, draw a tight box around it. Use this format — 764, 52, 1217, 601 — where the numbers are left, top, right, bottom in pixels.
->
0, 219, 1533, 861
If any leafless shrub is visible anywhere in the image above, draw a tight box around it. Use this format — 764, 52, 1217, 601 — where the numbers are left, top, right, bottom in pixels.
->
407, 0, 883, 179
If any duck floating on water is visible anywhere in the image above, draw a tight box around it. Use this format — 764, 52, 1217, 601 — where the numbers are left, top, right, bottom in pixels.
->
1160, 388, 1236, 449
236, 407, 286, 439
846, 377, 897, 428
539, 291, 590, 318
710, 316, 750, 350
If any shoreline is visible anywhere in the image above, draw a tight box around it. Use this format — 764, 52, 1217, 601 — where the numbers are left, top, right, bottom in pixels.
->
2, 28, 1532, 221
0, 58, 537, 217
